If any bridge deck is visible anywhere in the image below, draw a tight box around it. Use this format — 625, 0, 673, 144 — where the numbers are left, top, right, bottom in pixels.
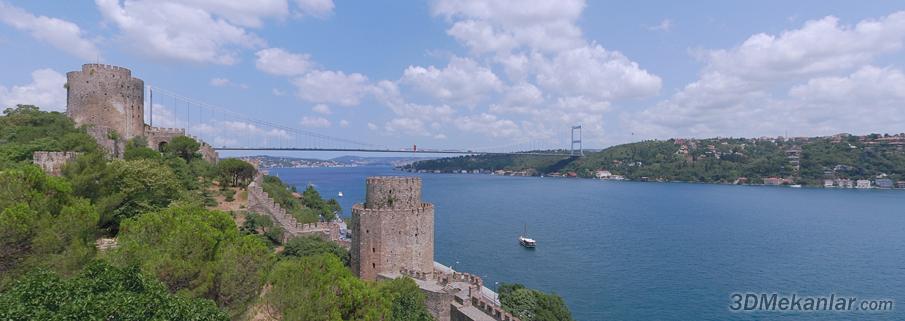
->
213, 147, 575, 156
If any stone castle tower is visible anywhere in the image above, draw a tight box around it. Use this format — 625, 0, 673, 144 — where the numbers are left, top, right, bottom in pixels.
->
66, 64, 145, 140
352, 176, 434, 280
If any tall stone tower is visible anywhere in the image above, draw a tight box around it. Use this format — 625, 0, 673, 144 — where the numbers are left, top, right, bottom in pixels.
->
352, 176, 434, 280
66, 64, 145, 140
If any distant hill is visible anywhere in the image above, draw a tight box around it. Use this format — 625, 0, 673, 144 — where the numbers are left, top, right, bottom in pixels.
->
329, 155, 435, 167
239, 155, 435, 168
403, 134, 905, 186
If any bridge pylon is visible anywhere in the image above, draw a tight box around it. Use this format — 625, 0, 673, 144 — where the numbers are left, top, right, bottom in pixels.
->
571, 125, 583, 156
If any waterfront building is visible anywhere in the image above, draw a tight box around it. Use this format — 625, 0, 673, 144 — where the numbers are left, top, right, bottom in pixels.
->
823, 179, 835, 188
595, 170, 613, 179
856, 180, 872, 189
875, 178, 894, 189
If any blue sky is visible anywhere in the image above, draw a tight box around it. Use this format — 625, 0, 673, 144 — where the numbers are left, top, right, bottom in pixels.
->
1, 0, 904, 154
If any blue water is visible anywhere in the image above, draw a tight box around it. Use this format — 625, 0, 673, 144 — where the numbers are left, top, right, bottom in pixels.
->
270, 166, 905, 321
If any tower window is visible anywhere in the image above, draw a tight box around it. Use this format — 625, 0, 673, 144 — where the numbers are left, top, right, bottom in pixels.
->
372, 248, 375, 253
372, 263, 376, 269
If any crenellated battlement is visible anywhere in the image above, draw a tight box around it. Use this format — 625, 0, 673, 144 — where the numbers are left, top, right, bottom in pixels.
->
364, 176, 423, 209
146, 127, 186, 134
80, 63, 133, 77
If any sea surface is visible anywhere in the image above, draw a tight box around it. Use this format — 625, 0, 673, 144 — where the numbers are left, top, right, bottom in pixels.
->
269, 166, 905, 321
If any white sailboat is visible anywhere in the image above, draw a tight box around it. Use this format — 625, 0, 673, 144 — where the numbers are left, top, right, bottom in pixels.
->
518, 224, 536, 248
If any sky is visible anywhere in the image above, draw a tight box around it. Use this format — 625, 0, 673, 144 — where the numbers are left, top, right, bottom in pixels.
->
1, 0, 904, 154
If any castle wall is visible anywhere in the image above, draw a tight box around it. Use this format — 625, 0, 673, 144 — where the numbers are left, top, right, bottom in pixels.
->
144, 126, 185, 152
247, 174, 342, 243
66, 64, 144, 140
352, 176, 434, 280
32, 151, 82, 176
86, 126, 124, 158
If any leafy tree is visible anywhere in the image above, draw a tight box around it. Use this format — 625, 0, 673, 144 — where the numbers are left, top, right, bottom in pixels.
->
266, 254, 390, 321
499, 283, 573, 321
95, 159, 183, 230
111, 204, 271, 314
164, 135, 201, 162
0, 105, 98, 167
0, 165, 98, 288
124, 137, 161, 161
241, 212, 284, 245
0, 261, 228, 320
282, 235, 350, 266
217, 158, 256, 187
378, 277, 435, 321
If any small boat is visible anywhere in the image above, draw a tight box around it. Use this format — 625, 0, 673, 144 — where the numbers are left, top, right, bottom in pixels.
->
338, 191, 344, 197
789, 184, 802, 188
519, 224, 536, 248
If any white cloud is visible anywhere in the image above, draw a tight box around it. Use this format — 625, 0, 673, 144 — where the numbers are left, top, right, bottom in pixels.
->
411, 0, 661, 145
648, 19, 672, 32
0, 68, 66, 112
401, 56, 504, 107
292, 70, 369, 106
706, 12, 905, 81
384, 118, 430, 136
312, 104, 331, 114
534, 44, 662, 101
432, 0, 585, 53
255, 47, 314, 76
300, 116, 331, 128
210, 77, 230, 86
0, 1, 100, 60
148, 103, 179, 128
294, 0, 334, 18
339, 119, 349, 127
209, 77, 247, 89
95, 0, 266, 64
631, 12, 905, 140
367, 122, 378, 130
455, 113, 521, 138
272, 88, 285, 96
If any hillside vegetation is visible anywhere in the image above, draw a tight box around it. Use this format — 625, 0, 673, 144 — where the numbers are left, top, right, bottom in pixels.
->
0, 105, 435, 320
406, 135, 905, 186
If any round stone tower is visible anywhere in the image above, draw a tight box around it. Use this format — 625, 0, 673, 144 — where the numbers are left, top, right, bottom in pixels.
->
352, 176, 434, 280
66, 64, 145, 139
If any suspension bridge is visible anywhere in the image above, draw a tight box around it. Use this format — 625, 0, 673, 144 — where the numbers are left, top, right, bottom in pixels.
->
148, 86, 583, 157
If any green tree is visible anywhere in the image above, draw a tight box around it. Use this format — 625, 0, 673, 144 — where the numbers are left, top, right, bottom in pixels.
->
0, 261, 228, 320
499, 283, 573, 321
124, 137, 162, 161
95, 159, 183, 230
282, 235, 350, 266
217, 158, 256, 187
266, 254, 390, 321
378, 277, 435, 321
0, 165, 98, 288
0, 105, 99, 167
164, 135, 201, 162
111, 204, 271, 315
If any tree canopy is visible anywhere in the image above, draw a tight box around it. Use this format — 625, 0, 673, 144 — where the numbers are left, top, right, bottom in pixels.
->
0, 261, 228, 321
499, 283, 573, 321
217, 158, 256, 187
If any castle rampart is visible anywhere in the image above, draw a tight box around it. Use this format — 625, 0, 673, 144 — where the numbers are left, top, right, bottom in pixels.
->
32, 151, 82, 176
246, 173, 344, 244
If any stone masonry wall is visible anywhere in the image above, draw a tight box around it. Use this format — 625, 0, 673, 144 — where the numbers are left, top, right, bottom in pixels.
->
67, 64, 144, 140
85, 126, 125, 158
32, 151, 82, 176
247, 174, 341, 243
353, 176, 434, 281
